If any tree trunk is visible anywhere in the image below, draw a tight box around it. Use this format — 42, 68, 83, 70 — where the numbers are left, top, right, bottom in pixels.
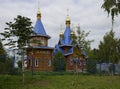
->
22, 49, 25, 85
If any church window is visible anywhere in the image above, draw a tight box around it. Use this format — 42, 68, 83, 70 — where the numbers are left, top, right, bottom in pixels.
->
28, 59, 31, 66
48, 60, 51, 66
35, 59, 39, 67
31, 59, 32, 66
69, 58, 73, 66
69, 60, 73, 66
40, 37, 44, 45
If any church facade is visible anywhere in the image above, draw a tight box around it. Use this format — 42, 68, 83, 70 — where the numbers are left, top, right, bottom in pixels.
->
26, 8, 54, 71
54, 15, 87, 72
26, 6, 87, 72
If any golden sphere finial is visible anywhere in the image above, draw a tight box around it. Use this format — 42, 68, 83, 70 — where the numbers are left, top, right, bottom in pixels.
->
60, 31, 63, 35
66, 15, 70, 21
66, 8, 70, 21
37, 8, 41, 14
59, 25, 63, 38
71, 24, 75, 37
37, 7, 41, 19
37, 0, 41, 19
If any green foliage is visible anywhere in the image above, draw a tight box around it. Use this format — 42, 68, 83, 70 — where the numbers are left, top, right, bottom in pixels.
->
0, 57, 21, 75
0, 15, 33, 49
53, 52, 66, 71
0, 54, 6, 63
76, 26, 93, 50
17, 60, 22, 69
88, 49, 95, 60
102, 0, 120, 25
0, 74, 120, 89
0, 39, 6, 54
74, 25, 93, 57
0, 58, 12, 74
9, 68, 21, 75
0, 39, 6, 63
0, 39, 13, 74
86, 59, 97, 74
96, 30, 120, 63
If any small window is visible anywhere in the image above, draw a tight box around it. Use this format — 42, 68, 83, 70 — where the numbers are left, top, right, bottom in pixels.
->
35, 59, 39, 67
69, 59, 73, 66
70, 60, 73, 66
40, 37, 44, 45
48, 60, 51, 66
28, 59, 31, 66
31, 59, 32, 66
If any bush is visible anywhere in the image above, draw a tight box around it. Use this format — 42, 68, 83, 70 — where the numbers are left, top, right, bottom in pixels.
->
9, 68, 21, 75
86, 59, 97, 74
53, 59, 66, 71
53, 52, 66, 71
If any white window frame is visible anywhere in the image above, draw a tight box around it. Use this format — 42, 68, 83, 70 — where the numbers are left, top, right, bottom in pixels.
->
40, 37, 44, 45
48, 60, 51, 66
35, 59, 39, 67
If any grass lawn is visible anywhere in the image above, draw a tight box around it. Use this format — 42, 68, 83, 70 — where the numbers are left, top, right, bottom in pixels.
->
0, 73, 120, 89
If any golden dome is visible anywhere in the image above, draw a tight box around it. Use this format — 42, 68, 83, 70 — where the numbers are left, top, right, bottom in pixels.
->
60, 31, 63, 35
66, 15, 70, 21
71, 30, 75, 35
66, 15, 71, 27
37, 8, 41, 19
37, 11, 41, 15
37, 8, 41, 14
71, 29, 75, 38
59, 31, 63, 39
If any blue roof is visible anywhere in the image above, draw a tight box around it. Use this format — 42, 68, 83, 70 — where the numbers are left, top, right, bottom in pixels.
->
64, 47, 73, 56
30, 34, 51, 39
59, 44, 72, 47
29, 46, 54, 49
54, 23, 87, 57
54, 26, 73, 56
82, 50, 87, 58
60, 27, 72, 45
64, 27, 72, 45
54, 44, 73, 56
54, 44, 64, 53
34, 19, 46, 35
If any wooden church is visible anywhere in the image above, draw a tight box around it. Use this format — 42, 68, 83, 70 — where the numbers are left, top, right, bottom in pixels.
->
26, 8, 54, 71
54, 14, 87, 72
26, 2, 87, 72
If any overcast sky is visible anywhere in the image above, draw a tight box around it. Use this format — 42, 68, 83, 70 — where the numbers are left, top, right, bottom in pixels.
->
0, 0, 120, 49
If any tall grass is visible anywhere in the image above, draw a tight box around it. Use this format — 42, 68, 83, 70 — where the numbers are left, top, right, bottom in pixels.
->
0, 73, 120, 89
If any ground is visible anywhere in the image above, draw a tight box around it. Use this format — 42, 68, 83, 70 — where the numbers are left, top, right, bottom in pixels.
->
0, 72, 120, 89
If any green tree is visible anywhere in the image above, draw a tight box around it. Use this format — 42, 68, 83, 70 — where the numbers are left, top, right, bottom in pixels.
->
0, 15, 33, 49
0, 15, 33, 84
53, 52, 66, 71
17, 60, 22, 69
97, 30, 119, 63
0, 39, 6, 63
86, 59, 97, 74
102, 0, 120, 25
0, 39, 6, 54
0, 39, 13, 74
75, 25, 93, 55
88, 48, 98, 60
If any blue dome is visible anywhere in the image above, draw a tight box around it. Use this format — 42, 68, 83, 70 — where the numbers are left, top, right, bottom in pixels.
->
34, 19, 46, 35
63, 26, 72, 45
60, 26, 72, 45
